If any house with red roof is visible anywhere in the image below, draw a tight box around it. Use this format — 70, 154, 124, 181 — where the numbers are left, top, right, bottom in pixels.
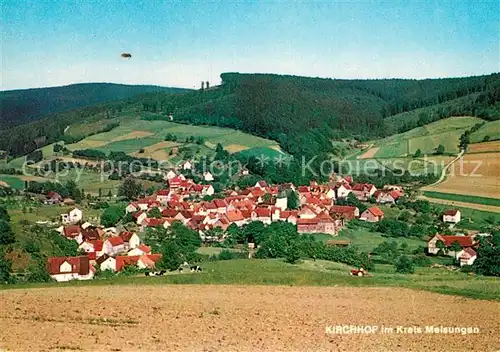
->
330, 205, 359, 220
442, 209, 461, 224
128, 244, 152, 256
427, 234, 476, 256
334, 183, 352, 198
297, 205, 318, 219
251, 207, 272, 224
254, 180, 269, 189
351, 183, 377, 201
61, 207, 83, 225
359, 207, 384, 222
119, 231, 141, 249
45, 191, 62, 205
126, 202, 139, 213
202, 184, 215, 196
225, 210, 247, 226
78, 239, 104, 259
297, 212, 338, 235
103, 236, 126, 256
373, 190, 403, 204
155, 189, 171, 203
47, 256, 95, 282
457, 247, 477, 266
133, 211, 147, 225
279, 210, 298, 224
213, 199, 228, 213
115, 254, 162, 272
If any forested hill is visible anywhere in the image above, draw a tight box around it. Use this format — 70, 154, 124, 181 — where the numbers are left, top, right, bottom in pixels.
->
0, 83, 190, 129
0, 72, 498, 161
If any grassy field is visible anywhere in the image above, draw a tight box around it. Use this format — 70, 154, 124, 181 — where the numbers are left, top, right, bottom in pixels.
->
334, 226, 425, 253
469, 120, 500, 143
65, 119, 280, 160
423, 191, 500, 207
2, 259, 499, 300
372, 116, 483, 158
0, 175, 25, 189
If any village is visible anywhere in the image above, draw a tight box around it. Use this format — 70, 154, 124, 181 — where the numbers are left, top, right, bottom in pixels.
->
38, 166, 484, 282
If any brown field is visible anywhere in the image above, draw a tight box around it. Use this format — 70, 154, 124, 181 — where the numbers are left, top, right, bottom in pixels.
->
1, 285, 499, 352
110, 131, 154, 142
129, 141, 180, 161
424, 152, 500, 199
468, 140, 500, 154
225, 144, 250, 153
357, 147, 379, 159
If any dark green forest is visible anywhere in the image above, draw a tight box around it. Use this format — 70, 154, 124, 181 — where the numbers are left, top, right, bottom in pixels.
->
0, 82, 189, 130
1, 72, 498, 162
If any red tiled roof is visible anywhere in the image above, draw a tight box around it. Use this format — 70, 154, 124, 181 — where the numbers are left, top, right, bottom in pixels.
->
367, 207, 384, 217
436, 235, 474, 248
330, 205, 357, 214
106, 236, 124, 246
115, 256, 140, 272
63, 225, 81, 237
443, 209, 459, 216
47, 256, 90, 275
156, 189, 170, 196
133, 210, 145, 219
213, 199, 228, 208
119, 231, 135, 242
297, 218, 319, 225
137, 244, 152, 254
89, 239, 103, 251
226, 210, 244, 222
145, 218, 167, 227
161, 209, 178, 217
254, 207, 271, 217
459, 247, 477, 259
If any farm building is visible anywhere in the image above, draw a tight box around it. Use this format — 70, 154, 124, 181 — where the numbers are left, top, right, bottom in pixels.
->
442, 209, 461, 224
359, 207, 384, 222
47, 256, 95, 282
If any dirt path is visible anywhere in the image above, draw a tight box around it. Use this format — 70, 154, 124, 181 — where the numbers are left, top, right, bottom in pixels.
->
1, 285, 499, 351
427, 149, 465, 187
418, 195, 500, 213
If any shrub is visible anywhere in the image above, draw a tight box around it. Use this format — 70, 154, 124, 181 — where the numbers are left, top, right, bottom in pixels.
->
394, 255, 415, 274
218, 249, 235, 260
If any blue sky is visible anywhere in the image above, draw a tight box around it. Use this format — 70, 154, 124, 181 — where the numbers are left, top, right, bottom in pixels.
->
1, 0, 499, 90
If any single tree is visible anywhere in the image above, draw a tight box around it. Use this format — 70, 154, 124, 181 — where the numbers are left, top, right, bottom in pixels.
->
118, 178, 142, 200
0, 220, 15, 245
148, 207, 162, 219
436, 144, 445, 155
414, 149, 422, 158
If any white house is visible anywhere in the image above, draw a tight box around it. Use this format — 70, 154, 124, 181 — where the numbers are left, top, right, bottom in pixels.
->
125, 203, 139, 213
119, 231, 141, 249
127, 244, 152, 256
47, 256, 95, 282
61, 207, 83, 225
458, 248, 477, 266
203, 172, 214, 182
103, 236, 126, 256
182, 161, 193, 170
164, 170, 177, 180
202, 184, 215, 196
442, 209, 461, 224
335, 184, 351, 198
96, 255, 117, 272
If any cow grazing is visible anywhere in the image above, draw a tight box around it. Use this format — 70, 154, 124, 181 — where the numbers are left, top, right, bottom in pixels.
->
190, 265, 202, 272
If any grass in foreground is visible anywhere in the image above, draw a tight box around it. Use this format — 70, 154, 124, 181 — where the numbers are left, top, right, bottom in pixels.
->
423, 191, 500, 207
3, 259, 499, 301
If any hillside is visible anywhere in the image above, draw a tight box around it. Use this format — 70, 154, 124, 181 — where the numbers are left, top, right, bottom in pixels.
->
365, 116, 484, 158
0, 83, 189, 130
1, 73, 498, 172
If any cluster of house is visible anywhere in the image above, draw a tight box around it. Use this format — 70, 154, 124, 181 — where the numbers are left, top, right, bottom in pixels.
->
47, 220, 161, 282
124, 173, 397, 240
427, 232, 479, 266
